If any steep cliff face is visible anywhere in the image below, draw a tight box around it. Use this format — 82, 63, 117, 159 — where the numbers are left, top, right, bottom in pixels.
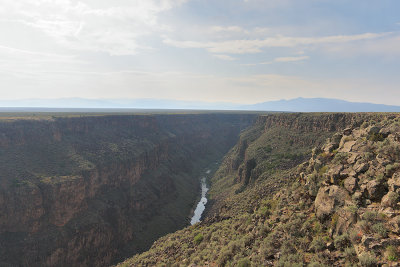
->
207, 113, 360, 216
118, 113, 400, 267
0, 113, 255, 267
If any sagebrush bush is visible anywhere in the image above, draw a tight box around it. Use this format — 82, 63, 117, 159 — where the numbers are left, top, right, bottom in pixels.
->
358, 252, 377, 267
334, 234, 350, 250
237, 258, 251, 267
371, 223, 388, 238
310, 236, 325, 252
362, 211, 377, 222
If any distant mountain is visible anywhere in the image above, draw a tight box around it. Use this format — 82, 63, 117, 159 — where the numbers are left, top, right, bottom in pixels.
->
242, 97, 400, 112
0, 98, 238, 110
0, 97, 400, 112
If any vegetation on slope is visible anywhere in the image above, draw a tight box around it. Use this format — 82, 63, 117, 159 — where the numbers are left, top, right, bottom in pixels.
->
118, 113, 400, 266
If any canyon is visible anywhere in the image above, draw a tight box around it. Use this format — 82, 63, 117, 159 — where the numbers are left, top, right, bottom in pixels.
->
2, 112, 400, 267
120, 113, 400, 266
0, 113, 255, 266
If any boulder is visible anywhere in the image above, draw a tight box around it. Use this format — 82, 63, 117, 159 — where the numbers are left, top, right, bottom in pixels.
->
328, 165, 344, 184
388, 172, 400, 193
361, 235, 374, 248
344, 177, 358, 193
366, 179, 386, 201
341, 140, 356, 153
340, 167, 357, 178
331, 133, 343, 146
343, 128, 353, 136
381, 192, 399, 208
376, 154, 390, 166
389, 216, 400, 234
380, 207, 396, 218
379, 127, 391, 138
347, 153, 360, 165
334, 207, 357, 235
352, 191, 364, 205
315, 185, 351, 220
353, 161, 369, 174
323, 143, 336, 153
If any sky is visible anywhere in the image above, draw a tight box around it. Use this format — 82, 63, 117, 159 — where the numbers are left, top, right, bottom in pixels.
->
0, 0, 399, 105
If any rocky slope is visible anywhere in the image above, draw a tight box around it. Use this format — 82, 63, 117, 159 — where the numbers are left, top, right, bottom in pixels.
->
119, 113, 400, 266
0, 113, 255, 267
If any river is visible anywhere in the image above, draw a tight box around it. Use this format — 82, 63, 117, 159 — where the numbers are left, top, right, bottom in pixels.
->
190, 169, 210, 225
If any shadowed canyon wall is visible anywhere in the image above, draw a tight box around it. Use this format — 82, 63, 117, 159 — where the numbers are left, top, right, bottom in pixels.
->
0, 114, 255, 267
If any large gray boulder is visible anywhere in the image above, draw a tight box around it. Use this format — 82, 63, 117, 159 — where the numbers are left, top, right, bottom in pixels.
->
315, 185, 351, 220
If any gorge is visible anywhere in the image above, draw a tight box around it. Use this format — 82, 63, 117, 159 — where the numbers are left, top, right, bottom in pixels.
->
2, 112, 400, 266
0, 113, 255, 266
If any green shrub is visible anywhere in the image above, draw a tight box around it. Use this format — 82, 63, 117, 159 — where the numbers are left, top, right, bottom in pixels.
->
280, 239, 296, 255
331, 213, 339, 229
276, 253, 303, 267
308, 262, 327, 267
310, 236, 325, 252
343, 246, 356, 262
371, 223, 388, 238
194, 233, 204, 245
318, 165, 329, 175
334, 234, 350, 250
376, 173, 385, 182
386, 163, 400, 176
237, 258, 251, 267
361, 122, 369, 129
345, 205, 358, 214
358, 252, 377, 267
362, 211, 377, 222
368, 132, 384, 142
313, 221, 323, 235
386, 245, 399, 261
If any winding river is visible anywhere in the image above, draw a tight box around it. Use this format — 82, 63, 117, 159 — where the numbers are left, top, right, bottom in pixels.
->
190, 170, 210, 225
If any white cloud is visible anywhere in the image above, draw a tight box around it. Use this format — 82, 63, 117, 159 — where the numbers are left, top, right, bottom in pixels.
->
214, 54, 236, 61
0, 0, 187, 55
241, 55, 308, 66
211, 26, 245, 33
164, 32, 389, 54
274, 55, 309, 62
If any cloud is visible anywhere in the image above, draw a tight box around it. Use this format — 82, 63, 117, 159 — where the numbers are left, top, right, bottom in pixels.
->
274, 55, 309, 62
210, 26, 247, 34
164, 32, 389, 54
0, 0, 187, 55
214, 54, 236, 61
241, 55, 308, 66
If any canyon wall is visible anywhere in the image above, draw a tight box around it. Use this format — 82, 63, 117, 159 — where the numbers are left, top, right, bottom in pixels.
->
117, 113, 400, 266
0, 113, 255, 267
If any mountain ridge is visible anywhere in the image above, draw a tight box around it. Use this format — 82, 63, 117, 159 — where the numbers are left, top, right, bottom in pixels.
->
1, 97, 400, 112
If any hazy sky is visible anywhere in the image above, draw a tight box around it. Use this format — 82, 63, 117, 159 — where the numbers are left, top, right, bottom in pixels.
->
1, 0, 399, 104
